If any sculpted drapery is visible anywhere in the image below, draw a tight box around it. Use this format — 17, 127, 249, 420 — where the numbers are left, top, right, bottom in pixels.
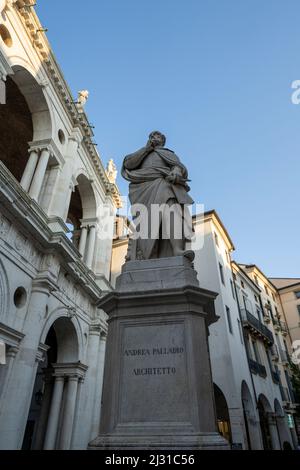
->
122, 131, 194, 261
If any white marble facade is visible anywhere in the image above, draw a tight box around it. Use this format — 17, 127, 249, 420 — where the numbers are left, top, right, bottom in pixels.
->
0, 1, 120, 449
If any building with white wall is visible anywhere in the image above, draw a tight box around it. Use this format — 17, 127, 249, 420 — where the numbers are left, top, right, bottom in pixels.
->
270, 278, 300, 351
0, 0, 120, 450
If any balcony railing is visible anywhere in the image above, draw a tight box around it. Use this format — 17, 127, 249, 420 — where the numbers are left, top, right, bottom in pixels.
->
249, 358, 267, 378
241, 309, 274, 345
272, 318, 288, 336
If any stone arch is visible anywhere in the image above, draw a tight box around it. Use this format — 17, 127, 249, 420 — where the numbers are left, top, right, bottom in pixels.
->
257, 394, 276, 450
0, 63, 53, 183
274, 398, 291, 449
75, 173, 97, 220
40, 307, 84, 362
10, 64, 52, 141
213, 383, 232, 444
23, 312, 86, 449
241, 380, 261, 450
66, 173, 97, 256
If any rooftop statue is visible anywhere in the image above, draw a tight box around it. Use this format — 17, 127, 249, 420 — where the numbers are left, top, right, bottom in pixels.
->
122, 131, 194, 261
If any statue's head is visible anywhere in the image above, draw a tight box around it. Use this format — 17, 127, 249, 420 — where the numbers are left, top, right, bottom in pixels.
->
148, 131, 166, 148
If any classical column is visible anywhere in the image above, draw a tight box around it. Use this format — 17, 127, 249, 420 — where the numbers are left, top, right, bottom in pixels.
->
29, 148, 50, 201
78, 226, 88, 257
59, 376, 79, 450
32, 370, 54, 450
48, 128, 82, 219
268, 413, 281, 450
43, 376, 65, 450
20, 150, 39, 192
0, 346, 18, 407
85, 225, 96, 269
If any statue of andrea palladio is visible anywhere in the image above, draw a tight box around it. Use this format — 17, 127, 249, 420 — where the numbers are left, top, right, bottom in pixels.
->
122, 131, 195, 262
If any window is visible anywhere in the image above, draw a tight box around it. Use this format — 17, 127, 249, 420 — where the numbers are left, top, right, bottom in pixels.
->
252, 340, 261, 363
230, 280, 236, 299
214, 232, 219, 247
241, 280, 245, 289
237, 319, 244, 344
295, 291, 300, 299
267, 300, 274, 321
233, 273, 237, 281
219, 263, 225, 285
226, 306, 233, 334
265, 285, 269, 296
297, 305, 300, 316
257, 308, 262, 322
254, 294, 258, 302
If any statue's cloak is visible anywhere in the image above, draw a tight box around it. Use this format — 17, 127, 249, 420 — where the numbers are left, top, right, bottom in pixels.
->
121, 147, 194, 259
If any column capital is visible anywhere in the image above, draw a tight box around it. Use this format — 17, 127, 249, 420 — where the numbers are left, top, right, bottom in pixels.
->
6, 345, 19, 359
28, 139, 64, 167
52, 362, 88, 381
89, 321, 102, 336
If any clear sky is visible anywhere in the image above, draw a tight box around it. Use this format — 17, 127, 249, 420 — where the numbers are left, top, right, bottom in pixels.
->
37, 0, 300, 277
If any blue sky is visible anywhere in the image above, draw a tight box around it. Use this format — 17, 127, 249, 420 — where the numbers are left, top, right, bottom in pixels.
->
37, 0, 300, 277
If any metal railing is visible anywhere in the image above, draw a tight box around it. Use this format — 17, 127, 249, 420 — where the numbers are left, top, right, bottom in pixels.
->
249, 358, 267, 378
240, 309, 274, 345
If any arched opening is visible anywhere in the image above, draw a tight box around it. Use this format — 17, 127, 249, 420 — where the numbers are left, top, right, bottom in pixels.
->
213, 383, 232, 444
257, 394, 274, 450
0, 66, 52, 199
241, 381, 261, 450
66, 174, 97, 269
0, 76, 33, 181
66, 186, 83, 247
274, 399, 293, 449
22, 317, 82, 450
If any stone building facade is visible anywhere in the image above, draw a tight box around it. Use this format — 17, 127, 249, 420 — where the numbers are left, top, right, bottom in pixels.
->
0, 0, 120, 450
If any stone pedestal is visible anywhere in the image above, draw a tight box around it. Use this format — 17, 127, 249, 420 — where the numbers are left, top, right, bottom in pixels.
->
89, 257, 229, 450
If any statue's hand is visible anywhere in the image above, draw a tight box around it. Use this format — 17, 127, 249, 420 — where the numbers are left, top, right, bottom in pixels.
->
165, 173, 177, 184
145, 140, 155, 152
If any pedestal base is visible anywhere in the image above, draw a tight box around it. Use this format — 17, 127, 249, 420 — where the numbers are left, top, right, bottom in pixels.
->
90, 257, 229, 450
89, 433, 228, 450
